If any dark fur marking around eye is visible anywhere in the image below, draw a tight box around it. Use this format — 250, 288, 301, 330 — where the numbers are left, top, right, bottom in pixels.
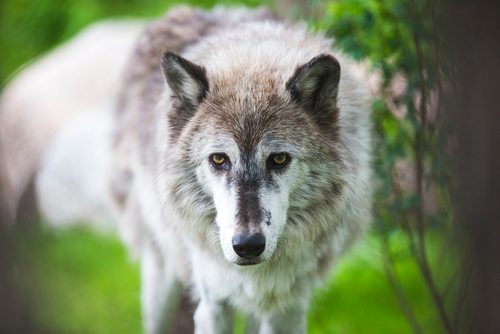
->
209, 153, 231, 171
266, 153, 291, 172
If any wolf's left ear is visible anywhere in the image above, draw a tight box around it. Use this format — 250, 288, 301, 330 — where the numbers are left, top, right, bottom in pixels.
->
286, 54, 341, 125
161, 52, 209, 109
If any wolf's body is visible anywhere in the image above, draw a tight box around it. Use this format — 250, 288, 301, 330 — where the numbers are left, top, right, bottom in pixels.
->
111, 6, 372, 334
0, 20, 144, 225
0, 6, 372, 334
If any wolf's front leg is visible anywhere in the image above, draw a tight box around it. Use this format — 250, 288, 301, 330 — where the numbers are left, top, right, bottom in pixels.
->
141, 242, 182, 334
194, 299, 233, 334
257, 305, 308, 334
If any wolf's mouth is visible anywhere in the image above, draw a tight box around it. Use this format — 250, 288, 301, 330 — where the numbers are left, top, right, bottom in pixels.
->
235, 258, 263, 266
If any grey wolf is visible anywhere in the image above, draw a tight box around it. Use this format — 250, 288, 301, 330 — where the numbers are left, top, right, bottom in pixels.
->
111, 6, 372, 334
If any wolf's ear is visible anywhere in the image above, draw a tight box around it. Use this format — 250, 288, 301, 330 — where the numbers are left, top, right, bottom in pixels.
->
286, 54, 341, 125
161, 52, 209, 109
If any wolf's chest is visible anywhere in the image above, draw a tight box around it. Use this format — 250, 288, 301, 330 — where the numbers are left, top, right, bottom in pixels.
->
191, 250, 316, 314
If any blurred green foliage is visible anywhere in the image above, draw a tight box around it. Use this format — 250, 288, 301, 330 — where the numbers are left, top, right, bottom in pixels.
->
317, 0, 448, 215
318, 1, 457, 333
0, 0, 264, 87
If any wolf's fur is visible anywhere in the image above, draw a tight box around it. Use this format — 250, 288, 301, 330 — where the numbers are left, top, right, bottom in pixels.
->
111, 6, 372, 334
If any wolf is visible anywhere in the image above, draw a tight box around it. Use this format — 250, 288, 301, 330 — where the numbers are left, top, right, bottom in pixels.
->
109, 5, 372, 334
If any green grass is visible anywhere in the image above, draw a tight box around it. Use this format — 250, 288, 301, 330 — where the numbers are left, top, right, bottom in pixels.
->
16, 227, 141, 334
308, 236, 445, 334
13, 227, 447, 333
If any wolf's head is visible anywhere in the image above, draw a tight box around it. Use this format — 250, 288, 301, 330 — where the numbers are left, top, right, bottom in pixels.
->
160, 50, 345, 266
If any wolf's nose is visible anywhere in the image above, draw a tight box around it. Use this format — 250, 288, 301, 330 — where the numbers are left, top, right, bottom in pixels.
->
232, 233, 266, 259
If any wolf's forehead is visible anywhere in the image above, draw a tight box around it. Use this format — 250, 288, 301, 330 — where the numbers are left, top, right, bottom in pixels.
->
203, 93, 298, 153
210, 69, 285, 99
203, 134, 293, 155
196, 63, 310, 153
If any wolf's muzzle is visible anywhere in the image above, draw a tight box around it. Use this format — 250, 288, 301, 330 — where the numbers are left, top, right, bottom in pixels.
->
232, 233, 265, 259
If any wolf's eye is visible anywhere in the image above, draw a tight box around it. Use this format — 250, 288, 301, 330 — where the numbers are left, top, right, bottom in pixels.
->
209, 153, 230, 170
268, 153, 290, 170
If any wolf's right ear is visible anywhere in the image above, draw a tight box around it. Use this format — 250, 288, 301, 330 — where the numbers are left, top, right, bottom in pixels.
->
161, 52, 209, 110
286, 54, 341, 128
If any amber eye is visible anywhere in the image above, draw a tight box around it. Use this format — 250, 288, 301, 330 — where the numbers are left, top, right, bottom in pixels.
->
212, 154, 226, 165
273, 153, 288, 165
209, 153, 230, 170
268, 153, 290, 169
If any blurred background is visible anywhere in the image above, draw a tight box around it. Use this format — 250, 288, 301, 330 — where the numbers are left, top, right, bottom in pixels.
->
1, 0, 498, 333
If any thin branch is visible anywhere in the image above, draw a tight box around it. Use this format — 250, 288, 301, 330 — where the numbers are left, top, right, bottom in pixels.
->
412, 16, 454, 334
453, 261, 472, 332
380, 229, 423, 334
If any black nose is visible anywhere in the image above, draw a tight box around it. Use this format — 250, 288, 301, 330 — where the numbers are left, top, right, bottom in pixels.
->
232, 233, 266, 259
